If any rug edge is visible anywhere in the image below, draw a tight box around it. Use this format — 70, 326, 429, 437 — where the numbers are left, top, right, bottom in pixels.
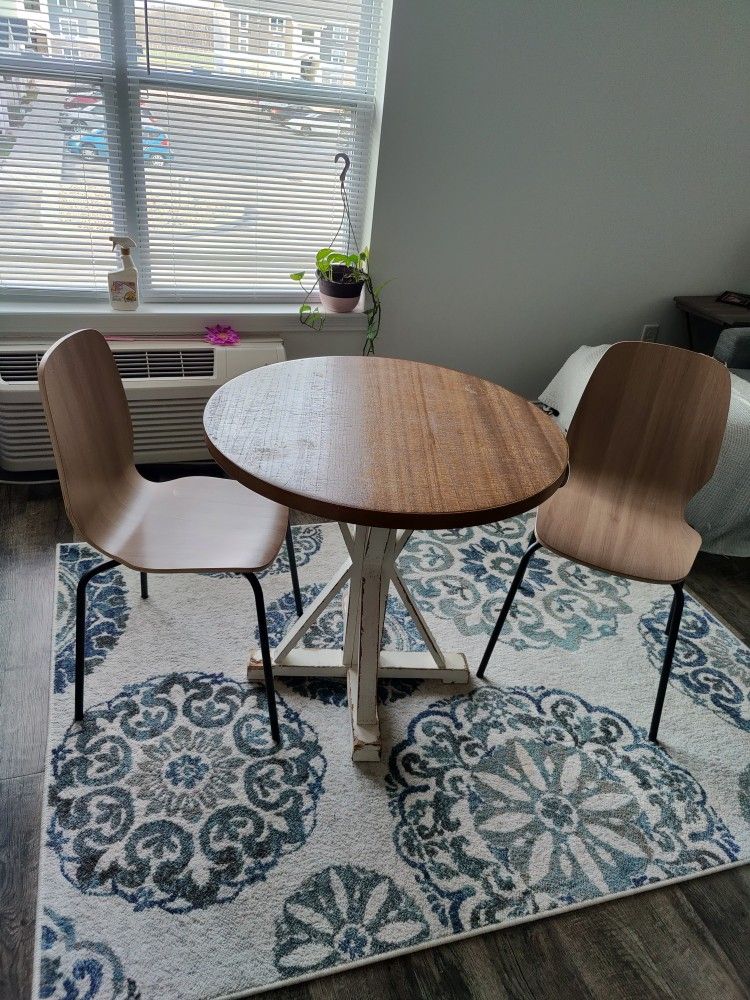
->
684, 582, 748, 645
214, 856, 749, 1000
31, 543, 65, 1000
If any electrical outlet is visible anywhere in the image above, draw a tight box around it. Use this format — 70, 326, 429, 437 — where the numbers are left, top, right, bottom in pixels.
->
641, 324, 659, 343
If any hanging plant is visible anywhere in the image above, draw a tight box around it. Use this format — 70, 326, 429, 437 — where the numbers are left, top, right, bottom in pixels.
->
290, 153, 386, 356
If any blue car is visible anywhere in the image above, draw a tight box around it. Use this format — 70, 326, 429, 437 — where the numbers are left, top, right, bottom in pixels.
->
66, 125, 173, 166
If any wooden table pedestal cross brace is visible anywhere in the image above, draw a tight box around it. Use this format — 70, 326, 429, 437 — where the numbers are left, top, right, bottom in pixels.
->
249, 522, 468, 761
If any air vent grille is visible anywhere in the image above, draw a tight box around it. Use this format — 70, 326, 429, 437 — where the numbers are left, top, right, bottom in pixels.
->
113, 349, 215, 380
0, 352, 45, 383
0, 348, 216, 383
0, 396, 211, 467
129, 398, 208, 453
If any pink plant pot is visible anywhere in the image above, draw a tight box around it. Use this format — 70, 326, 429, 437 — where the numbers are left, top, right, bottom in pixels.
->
317, 265, 365, 314
319, 289, 364, 313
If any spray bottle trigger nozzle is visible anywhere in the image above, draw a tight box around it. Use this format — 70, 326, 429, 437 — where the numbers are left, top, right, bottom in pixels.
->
109, 235, 136, 253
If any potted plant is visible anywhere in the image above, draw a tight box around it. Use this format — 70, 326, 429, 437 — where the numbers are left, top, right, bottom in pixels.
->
290, 154, 386, 356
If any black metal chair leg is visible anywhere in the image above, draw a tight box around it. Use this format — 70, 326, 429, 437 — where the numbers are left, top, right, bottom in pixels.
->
477, 534, 542, 679
140, 572, 149, 599
286, 524, 304, 618
243, 572, 281, 743
664, 593, 675, 634
74, 558, 120, 722
649, 583, 684, 743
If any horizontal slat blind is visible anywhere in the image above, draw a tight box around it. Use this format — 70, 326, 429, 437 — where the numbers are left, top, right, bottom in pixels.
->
0, 2, 123, 293
0, 0, 383, 300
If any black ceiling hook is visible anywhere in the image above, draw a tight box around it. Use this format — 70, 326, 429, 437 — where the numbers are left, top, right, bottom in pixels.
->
335, 152, 350, 187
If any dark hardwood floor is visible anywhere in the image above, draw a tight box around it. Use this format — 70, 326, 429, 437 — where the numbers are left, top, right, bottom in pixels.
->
1, 482, 748, 1000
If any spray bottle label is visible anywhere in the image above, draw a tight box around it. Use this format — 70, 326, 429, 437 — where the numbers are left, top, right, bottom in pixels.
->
110, 279, 138, 304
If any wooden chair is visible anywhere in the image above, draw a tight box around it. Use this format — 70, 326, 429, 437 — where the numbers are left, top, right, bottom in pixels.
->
477, 341, 731, 742
39, 329, 305, 743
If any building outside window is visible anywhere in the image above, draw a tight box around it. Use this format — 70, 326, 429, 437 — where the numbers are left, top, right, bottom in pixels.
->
0, 0, 385, 300
58, 16, 80, 38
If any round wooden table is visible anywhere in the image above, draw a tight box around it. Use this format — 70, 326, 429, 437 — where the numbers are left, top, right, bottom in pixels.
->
204, 356, 568, 762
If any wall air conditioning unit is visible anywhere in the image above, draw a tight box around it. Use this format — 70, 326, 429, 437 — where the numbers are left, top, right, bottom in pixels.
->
0, 336, 286, 471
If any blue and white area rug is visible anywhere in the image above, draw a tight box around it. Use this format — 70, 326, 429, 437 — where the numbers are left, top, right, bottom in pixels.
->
35, 516, 750, 999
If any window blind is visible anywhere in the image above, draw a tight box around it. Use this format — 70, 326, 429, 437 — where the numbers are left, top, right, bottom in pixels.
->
0, 0, 384, 300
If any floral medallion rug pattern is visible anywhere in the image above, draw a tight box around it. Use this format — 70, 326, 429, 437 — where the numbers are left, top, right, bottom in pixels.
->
35, 518, 749, 999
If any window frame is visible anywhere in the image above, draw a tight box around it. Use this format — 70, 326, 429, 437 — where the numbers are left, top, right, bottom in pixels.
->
0, 0, 380, 303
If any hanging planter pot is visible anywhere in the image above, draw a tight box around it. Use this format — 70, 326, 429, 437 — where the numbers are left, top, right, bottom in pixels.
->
290, 153, 387, 354
317, 263, 365, 314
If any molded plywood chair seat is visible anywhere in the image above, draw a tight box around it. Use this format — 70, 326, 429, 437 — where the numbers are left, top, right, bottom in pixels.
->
478, 341, 731, 742
39, 329, 305, 742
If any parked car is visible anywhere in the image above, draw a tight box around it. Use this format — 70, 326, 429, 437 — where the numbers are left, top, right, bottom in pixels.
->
59, 102, 156, 134
63, 88, 101, 111
264, 101, 308, 124
66, 125, 173, 166
282, 110, 349, 135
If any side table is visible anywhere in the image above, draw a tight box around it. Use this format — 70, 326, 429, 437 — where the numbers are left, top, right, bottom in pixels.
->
674, 295, 750, 354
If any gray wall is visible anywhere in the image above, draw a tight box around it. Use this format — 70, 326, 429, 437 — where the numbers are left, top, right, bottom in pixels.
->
370, 0, 750, 397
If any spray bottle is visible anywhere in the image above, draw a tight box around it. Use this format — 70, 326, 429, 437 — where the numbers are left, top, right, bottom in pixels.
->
108, 236, 139, 310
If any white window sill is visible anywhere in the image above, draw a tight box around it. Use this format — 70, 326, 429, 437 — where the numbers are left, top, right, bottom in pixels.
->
0, 301, 368, 339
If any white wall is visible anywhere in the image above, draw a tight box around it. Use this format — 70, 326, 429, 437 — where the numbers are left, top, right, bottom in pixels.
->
370, 0, 750, 397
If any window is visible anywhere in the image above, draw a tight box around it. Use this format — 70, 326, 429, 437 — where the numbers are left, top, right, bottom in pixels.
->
0, 17, 30, 53
331, 24, 348, 40
0, 0, 384, 300
329, 48, 346, 65
300, 27, 315, 45
57, 17, 81, 38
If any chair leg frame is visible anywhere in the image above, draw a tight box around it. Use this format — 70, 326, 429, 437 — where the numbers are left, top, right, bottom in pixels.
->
476, 532, 541, 679
477, 533, 686, 744
75, 559, 120, 722
75, 561, 283, 744
243, 572, 280, 743
648, 582, 684, 743
286, 523, 304, 618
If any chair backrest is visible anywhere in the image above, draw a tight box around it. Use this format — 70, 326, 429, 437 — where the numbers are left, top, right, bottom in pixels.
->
38, 328, 138, 540
567, 341, 731, 506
